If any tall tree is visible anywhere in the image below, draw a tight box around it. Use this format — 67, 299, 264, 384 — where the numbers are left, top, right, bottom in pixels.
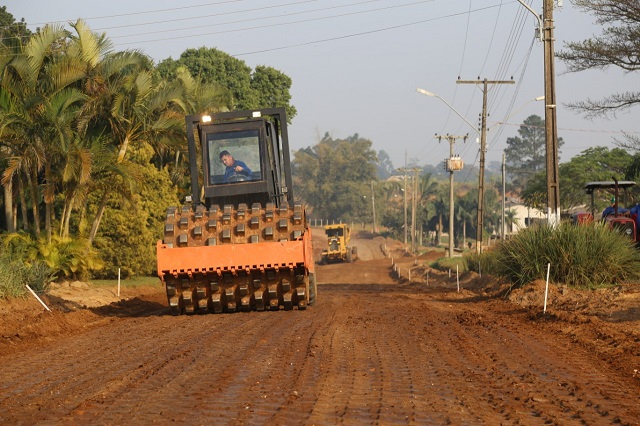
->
417, 173, 439, 240
0, 23, 80, 242
456, 188, 479, 244
250, 65, 296, 122
557, 0, 640, 121
376, 150, 395, 179
156, 48, 254, 110
504, 115, 564, 190
156, 47, 296, 119
292, 133, 377, 222
0, 7, 32, 52
522, 146, 635, 212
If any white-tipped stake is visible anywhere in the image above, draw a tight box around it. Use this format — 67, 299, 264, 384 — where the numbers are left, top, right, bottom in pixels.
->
118, 267, 121, 297
456, 264, 460, 292
544, 263, 551, 314
26, 285, 51, 312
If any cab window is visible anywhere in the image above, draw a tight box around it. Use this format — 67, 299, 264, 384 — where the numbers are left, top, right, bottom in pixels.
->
207, 129, 262, 185
326, 228, 344, 237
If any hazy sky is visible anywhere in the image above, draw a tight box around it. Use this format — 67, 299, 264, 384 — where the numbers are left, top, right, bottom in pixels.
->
6, 0, 639, 181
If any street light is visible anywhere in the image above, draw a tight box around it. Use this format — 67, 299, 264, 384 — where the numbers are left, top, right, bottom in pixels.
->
417, 88, 479, 257
489, 96, 545, 130
416, 88, 480, 136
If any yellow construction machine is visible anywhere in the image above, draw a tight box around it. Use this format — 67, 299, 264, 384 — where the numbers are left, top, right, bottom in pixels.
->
320, 223, 357, 264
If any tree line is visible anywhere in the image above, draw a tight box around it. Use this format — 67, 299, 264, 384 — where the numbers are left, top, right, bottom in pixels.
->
0, 9, 295, 280
1, 0, 638, 284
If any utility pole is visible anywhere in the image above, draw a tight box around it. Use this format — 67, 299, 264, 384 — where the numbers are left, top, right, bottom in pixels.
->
371, 180, 377, 233
543, 0, 560, 226
435, 134, 467, 258
411, 167, 420, 253
457, 78, 515, 253
517, 0, 561, 225
398, 166, 409, 252
501, 153, 506, 240
399, 166, 421, 253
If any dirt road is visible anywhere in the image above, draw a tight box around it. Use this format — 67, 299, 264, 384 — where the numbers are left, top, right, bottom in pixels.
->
0, 232, 638, 424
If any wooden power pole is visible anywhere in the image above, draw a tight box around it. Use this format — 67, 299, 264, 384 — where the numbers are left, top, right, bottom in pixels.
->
397, 166, 409, 252
543, 0, 560, 225
435, 134, 467, 258
399, 166, 421, 253
457, 78, 514, 253
411, 167, 420, 253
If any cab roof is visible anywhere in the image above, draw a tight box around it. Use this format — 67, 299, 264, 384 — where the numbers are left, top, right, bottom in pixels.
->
584, 181, 636, 194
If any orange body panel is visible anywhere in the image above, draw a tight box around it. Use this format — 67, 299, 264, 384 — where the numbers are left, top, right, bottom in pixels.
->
157, 227, 315, 278
573, 212, 594, 225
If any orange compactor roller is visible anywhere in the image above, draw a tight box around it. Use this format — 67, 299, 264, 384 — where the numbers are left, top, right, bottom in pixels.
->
156, 108, 317, 314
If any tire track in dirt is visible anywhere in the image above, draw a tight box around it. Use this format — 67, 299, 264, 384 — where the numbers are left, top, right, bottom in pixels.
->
0, 237, 638, 424
444, 301, 639, 424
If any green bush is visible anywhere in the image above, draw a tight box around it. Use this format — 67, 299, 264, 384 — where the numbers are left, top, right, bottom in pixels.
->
431, 256, 468, 273
90, 156, 179, 279
478, 221, 640, 289
0, 252, 55, 299
2, 232, 101, 282
465, 249, 502, 276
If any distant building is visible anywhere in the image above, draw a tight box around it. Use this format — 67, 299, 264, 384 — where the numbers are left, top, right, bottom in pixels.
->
506, 204, 547, 235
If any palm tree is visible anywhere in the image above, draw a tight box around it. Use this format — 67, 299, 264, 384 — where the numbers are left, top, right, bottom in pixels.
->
0, 24, 79, 242
417, 173, 439, 234
504, 209, 518, 235
432, 196, 446, 246
455, 203, 474, 249
1, 19, 232, 247
84, 67, 207, 245
57, 134, 99, 238
153, 66, 232, 182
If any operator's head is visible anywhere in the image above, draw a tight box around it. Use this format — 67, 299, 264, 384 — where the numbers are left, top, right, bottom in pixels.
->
219, 150, 234, 167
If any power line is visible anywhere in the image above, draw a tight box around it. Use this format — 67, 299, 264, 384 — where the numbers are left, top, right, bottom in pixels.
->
229, 3, 516, 56
488, 121, 640, 135
457, 0, 473, 77
455, 1, 531, 162
123, 2, 508, 51
109, 0, 435, 42
478, 0, 504, 76
486, 35, 536, 153
5, 2, 516, 54
3, 0, 310, 28
95, 0, 383, 32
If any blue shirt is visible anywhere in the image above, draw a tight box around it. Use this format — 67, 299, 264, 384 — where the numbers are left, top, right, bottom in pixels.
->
603, 205, 629, 218
224, 160, 252, 182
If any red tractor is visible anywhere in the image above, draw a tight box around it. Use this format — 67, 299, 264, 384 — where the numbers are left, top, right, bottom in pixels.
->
578, 180, 638, 242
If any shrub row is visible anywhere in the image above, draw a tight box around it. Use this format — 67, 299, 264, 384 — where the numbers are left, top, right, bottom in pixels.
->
465, 221, 640, 289
0, 253, 54, 299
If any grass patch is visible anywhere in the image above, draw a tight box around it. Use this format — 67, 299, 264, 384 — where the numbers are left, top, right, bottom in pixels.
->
0, 253, 54, 299
466, 221, 640, 289
91, 276, 161, 288
430, 256, 468, 273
